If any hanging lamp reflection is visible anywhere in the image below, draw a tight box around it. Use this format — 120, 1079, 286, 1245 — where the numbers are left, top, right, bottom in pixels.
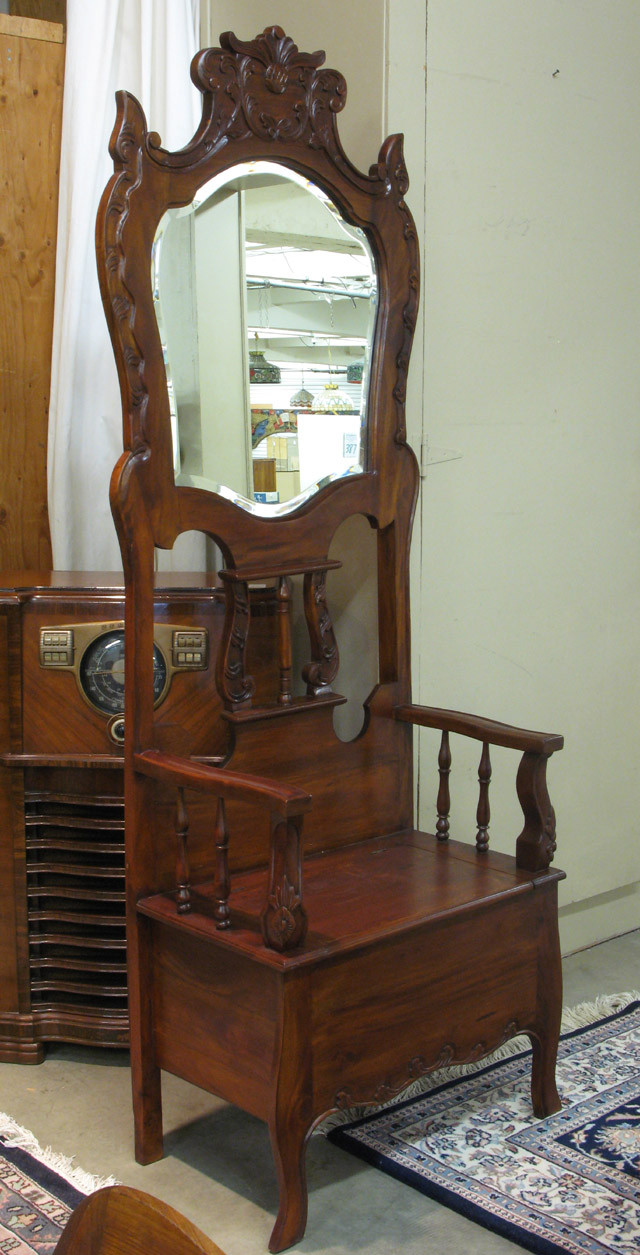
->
311, 382, 354, 412
290, 386, 314, 408
249, 348, 281, 384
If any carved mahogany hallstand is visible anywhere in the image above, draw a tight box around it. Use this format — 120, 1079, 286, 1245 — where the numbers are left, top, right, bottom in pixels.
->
96, 27, 565, 1251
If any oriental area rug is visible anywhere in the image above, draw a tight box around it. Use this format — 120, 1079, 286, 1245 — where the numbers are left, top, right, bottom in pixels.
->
0, 1112, 115, 1254
328, 993, 640, 1255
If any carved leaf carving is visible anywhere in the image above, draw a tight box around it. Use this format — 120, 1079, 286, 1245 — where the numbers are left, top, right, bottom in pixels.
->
101, 93, 150, 451
266, 874, 302, 943
384, 138, 420, 437
193, 26, 346, 153
334, 1020, 521, 1110
221, 583, 255, 705
302, 569, 339, 694
544, 806, 557, 860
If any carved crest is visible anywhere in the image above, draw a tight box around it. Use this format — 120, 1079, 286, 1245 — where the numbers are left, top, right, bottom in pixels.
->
193, 26, 347, 153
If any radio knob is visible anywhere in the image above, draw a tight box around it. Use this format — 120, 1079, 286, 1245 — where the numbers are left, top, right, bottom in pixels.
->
108, 715, 126, 745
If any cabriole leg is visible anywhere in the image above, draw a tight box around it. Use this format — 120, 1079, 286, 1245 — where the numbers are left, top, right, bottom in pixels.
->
268, 1110, 310, 1253
268, 978, 312, 1251
530, 1028, 562, 1118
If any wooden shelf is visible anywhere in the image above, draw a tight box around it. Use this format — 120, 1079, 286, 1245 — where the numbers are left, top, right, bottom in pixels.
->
222, 693, 346, 724
219, 558, 342, 584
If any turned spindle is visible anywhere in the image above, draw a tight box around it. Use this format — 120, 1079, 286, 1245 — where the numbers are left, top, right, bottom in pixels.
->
436, 730, 451, 841
276, 575, 293, 705
175, 787, 191, 913
213, 796, 231, 929
476, 741, 491, 851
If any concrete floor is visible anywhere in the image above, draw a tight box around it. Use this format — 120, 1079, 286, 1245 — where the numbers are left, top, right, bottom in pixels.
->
1, 930, 639, 1255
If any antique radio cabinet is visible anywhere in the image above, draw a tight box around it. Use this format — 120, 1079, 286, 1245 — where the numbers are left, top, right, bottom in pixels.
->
0, 572, 275, 1062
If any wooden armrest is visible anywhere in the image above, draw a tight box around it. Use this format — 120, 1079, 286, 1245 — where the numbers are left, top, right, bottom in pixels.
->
395, 704, 563, 873
394, 704, 563, 756
134, 749, 312, 818
135, 749, 311, 952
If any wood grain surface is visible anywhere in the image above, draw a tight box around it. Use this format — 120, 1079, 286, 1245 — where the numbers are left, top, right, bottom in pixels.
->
0, 15, 64, 568
95, 26, 566, 1251
0, 575, 280, 1061
55, 1185, 227, 1255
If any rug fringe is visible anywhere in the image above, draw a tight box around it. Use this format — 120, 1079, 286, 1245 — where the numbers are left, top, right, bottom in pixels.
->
0, 1110, 117, 1194
319, 989, 640, 1132
559, 989, 639, 1030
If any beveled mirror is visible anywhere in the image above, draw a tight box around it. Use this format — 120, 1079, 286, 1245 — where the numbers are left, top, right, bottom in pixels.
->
152, 162, 377, 515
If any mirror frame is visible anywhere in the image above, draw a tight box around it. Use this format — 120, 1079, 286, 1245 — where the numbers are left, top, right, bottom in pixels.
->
97, 26, 419, 577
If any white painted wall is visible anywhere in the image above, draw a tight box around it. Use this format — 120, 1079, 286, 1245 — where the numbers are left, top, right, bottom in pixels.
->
419, 1, 640, 952
200, 1, 640, 952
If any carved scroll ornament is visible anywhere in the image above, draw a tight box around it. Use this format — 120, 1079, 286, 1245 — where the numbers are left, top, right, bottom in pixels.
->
193, 27, 347, 154
334, 1020, 520, 1110
302, 569, 340, 695
217, 578, 256, 709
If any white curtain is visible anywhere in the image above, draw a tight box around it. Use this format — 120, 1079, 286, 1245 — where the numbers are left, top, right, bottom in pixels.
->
47, 0, 202, 571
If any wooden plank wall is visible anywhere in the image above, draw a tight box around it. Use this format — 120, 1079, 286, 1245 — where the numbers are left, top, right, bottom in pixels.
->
0, 13, 64, 568
9, 2, 66, 24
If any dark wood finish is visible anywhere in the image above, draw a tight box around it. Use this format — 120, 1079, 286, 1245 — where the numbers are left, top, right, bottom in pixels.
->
302, 569, 340, 695
394, 702, 564, 754
134, 749, 312, 817
476, 741, 491, 851
174, 788, 191, 914
55, 1186, 226, 1255
276, 577, 293, 706
436, 729, 451, 842
0, 572, 280, 1061
96, 27, 565, 1251
212, 797, 230, 928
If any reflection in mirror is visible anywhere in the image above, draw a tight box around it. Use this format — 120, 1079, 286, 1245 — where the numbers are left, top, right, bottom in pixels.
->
152, 163, 377, 515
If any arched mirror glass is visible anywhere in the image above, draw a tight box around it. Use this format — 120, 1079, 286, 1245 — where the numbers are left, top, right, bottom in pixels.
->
152, 162, 377, 516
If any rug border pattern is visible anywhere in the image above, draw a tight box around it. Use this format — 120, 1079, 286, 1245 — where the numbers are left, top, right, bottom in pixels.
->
328, 993, 640, 1255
